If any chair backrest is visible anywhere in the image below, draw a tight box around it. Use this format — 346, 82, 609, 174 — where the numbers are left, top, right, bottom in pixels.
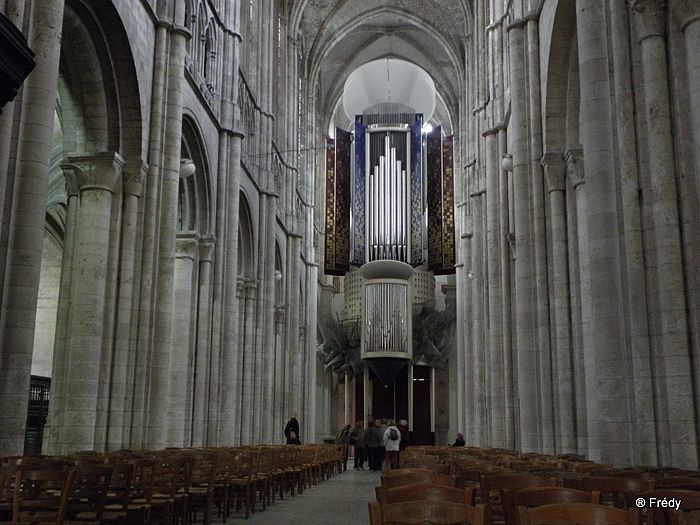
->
65, 463, 113, 521
103, 461, 134, 509
577, 475, 653, 508
380, 470, 457, 489
517, 503, 638, 525
654, 476, 700, 489
375, 484, 474, 505
502, 486, 597, 525
368, 500, 487, 525
636, 489, 700, 525
12, 466, 76, 525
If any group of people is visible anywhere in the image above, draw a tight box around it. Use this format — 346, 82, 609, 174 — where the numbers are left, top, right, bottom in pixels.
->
285, 411, 466, 472
334, 417, 407, 472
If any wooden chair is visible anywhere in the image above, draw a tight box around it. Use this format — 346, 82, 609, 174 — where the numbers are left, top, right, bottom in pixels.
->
99, 461, 134, 525
375, 484, 474, 505
184, 452, 216, 525
103, 458, 155, 525
636, 489, 700, 525
577, 475, 653, 509
368, 500, 487, 525
478, 472, 556, 524
654, 476, 700, 490
0, 467, 14, 521
8, 466, 76, 525
227, 447, 259, 519
63, 463, 113, 525
517, 503, 638, 525
501, 486, 598, 525
380, 469, 458, 489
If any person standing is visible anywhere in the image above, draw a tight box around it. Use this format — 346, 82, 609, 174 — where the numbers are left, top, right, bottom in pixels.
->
383, 419, 401, 470
334, 423, 351, 471
350, 421, 366, 470
365, 419, 383, 472
284, 412, 300, 444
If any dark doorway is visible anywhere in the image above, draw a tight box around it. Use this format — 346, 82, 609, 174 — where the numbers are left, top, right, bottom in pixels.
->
370, 366, 408, 423
412, 366, 433, 445
25, 375, 50, 455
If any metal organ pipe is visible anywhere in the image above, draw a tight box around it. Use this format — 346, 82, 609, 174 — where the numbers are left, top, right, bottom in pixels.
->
366, 129, 411, 262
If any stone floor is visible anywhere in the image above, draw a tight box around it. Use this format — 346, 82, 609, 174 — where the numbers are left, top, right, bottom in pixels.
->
198, 459, 379, 524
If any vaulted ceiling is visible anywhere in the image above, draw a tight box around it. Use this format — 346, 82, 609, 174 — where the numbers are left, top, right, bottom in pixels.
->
288, 0, 472, 133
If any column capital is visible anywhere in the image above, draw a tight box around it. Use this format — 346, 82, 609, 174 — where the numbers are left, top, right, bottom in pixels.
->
565, 149, 585, 188
175, 232, 200, 260
630, 0, 668, 40
199, 235, 216, 263
123, 158, 147, 197
670, 0, 700, 31
541, 153, 566, 193
62, 152, 123, 194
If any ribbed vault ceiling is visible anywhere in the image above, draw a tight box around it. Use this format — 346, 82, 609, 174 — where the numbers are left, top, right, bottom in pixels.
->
289, 0, 471, 133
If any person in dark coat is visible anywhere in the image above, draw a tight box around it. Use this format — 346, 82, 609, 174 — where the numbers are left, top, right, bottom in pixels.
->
451, 432, 466, 446
364, 419, 383, 472
284, 412, 300, 444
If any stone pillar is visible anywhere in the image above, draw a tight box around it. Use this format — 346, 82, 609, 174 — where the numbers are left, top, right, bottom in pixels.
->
108, 158, 146, 450
192, 236, 214, 446
671, 0, 700, 202
526, 13, 554, 453
542, 154, 575, 452
566, 148, 596, 459
609, 0, 657, 466
240, 278, 258, 442
564, 150, 586, 452
218, 128, 244, 445
166, 233, 199, 447
507, 16, 539, 452
146, 19, 190, 449
484, 128, 505, 447
631, 0, 696, 467
470, 188, 486, 445
52, 152, 122, 455
0, 0, 64, 457
576, 0, 632, 464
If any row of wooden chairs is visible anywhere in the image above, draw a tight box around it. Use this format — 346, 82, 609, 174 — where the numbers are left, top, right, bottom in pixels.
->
0, 443, 346, 524
376, 447, 700, 525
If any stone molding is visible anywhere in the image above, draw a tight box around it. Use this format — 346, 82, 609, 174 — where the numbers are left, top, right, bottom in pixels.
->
62, 152, 124, 194
175, 233, 200, 260
541, 153, 566, 193
122, 158, 147, 197
565, 149, 585, 188
670, 0, 700, 30
630, 0, 668, 40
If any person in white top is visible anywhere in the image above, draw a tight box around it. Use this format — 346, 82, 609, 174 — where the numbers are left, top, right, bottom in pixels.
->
383, 419, 401, 470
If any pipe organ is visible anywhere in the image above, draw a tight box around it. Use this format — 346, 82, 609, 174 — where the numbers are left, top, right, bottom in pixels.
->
325, 113, 454, 386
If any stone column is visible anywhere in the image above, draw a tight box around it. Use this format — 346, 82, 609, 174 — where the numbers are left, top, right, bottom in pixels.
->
671, 0, 700, 202
52, 152, 122, 455
542, 153, 575, 452
610, 0, 657, 466
146, 20, 190, 449
566, 148, 595, 459
470, 188, 486, 445
165, 233, 199, 447
0, 0, 64, 457
631, 0, 696, 467
507, 16, 539, 452
108, 158, 146, 450
192, 236, 214, 446
484, 127, 505, 447
526, 13, 554, 453
240, 279, 258, 442
576, 0, 632, 464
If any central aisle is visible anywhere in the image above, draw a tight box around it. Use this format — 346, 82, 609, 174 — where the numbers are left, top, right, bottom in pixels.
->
233, 460, 379, 524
